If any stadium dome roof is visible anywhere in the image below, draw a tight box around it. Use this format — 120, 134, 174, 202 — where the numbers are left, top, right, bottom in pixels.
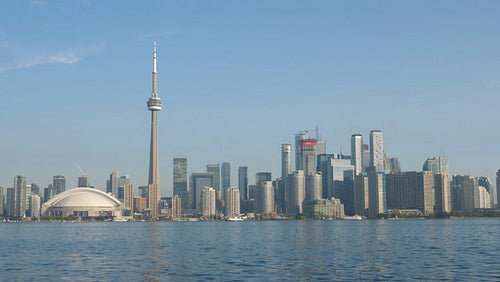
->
44, 188, 122, 208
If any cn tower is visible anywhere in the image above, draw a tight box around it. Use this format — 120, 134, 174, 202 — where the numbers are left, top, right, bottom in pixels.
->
147, 40, 162, 220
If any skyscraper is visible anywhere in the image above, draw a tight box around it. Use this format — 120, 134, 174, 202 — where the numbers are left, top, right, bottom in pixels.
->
300, 139, 318, 176
256, 172, 272, 184
53, 175, 66, 196
368, 169, 386, 218
281, 144, 292, 178
295, 132, 307, 170
191, 173, 214, 210
0, 186, 4, 217
254, 181, 274, 214
147, 40, 162, 220
78, 175, 89, 188
286, 170, 305, 215
172, 195, 181, 219
497, 170, 500, 208
200, 186, 216, 217
238, 166, 248, 200
173, 156, 188, 195
370, 130, 384, 171
221, 162, 231, 195
305, 172, 322, 201
207, 164, 221, 191
362, 144, 370, 172
107, 170, 118, 196
423, 156, 449, 174
14, 175, 26, 218
351, 134, 363, 176
6, 188, 15, 218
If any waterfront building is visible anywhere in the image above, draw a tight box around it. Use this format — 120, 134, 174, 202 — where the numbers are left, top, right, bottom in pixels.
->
78, 175, 89, 188
477, 176, 494, 208
30, 194, 41, 219
256, 172, 272, 184
303, 198, 344, 219
281, 144, 292, 178
275, 177, 286, 214
254, 181, 274, 214
423, 156, 450, 174
477, 186, 491, 209
221, 162, 231, 196
434, 173, 451, 213
146, 40, 163, 220
6, 188, 15, 218
497, 170, 500, 208
295, 132, 307, 170
286, 170, 305, 215
451, 175, 476, 211
0, 186, 4, 217
42, 188, 124, 217
25, 184, 32, 216
207, 164, 221, 191
14, 175, 27, 218
53, 175, 66, 196
370, 130, 384, 171
123, 183, 134, 211
390, 158, 401, 173
200, 186, 216, 217
351, 134, 363, 176
248, 185, 256, 199
225, 187, 240, 218
305, 172, 322, 201
191, 173, 214, 210
43, 184, 53, 203
368, 169, 386, 218
354, 173, 369, 216
172, 195, 181, 219
385, 171, 435, 216
238, 166, 248, 200
106, 170, 118, 196
134, 196, 147, 213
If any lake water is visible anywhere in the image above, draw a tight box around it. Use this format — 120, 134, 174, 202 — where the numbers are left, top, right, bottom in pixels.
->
1, 219, 499, 281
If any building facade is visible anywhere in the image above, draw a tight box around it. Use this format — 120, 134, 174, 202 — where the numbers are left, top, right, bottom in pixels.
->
225, 187, 240, 218
221, 162, 231, 196
281, 144, 292, 179
191, 173, 214, 210
255, 181, 274, 214
200, 186, 216, 217
286, 170, 305, 215
238, 166, 248, 200
370, 130, 384, 171
207, 164, 221, 191
172, 195, 181, 219
351, 134, 363, 176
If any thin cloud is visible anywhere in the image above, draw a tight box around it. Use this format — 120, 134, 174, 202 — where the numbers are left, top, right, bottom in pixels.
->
136, 30, 177, 41
0, 44, 105, 73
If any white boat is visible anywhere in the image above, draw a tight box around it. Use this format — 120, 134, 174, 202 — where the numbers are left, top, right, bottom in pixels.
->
113, 217, 128, 222
226, 217, 243, 222
342, 215, 362, 220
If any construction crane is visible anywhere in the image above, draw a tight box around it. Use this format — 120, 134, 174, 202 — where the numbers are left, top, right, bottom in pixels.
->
76, 163, 86, 176
298, 125, 321, 139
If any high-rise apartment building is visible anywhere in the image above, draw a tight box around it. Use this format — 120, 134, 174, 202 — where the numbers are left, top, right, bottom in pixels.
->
191, 173, 214, 210
207, 164, 221, 191
78, 175, 89, 188
370, 130, 384, 171
200, 186, 216, 217
434, 173, 451, 213
14, 175, 27, 218
362, 144, 370, 172
385, 171, 435, 215
238, 166, 248, 200
281, 144, 292, 178
0, 186, 4, 217
477, 176, 494, 208
254, 181, 274, 214
305, 172, 322, 201
256, 172, 272, 184
354, 173, 369, 216
30, 194, 41, 219
300, 139, 318, 176
225, 187, 240, 218
423, 156, 449, 174
351, 134, 363, 175
368, 170, 386, 218
221, 162, 231, 195
123, 183, 134, 211
451, 175, 476, 211
6, 188, 15, 218
497, 170, 500, 208
295, 133, 307, 170
107, 170, 118, 196
52, 175, 66, 196
286, 170, 305, 215
171, 195, 181, 219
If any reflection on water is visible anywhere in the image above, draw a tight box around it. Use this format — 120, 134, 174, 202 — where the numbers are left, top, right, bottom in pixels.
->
0, 219, 498, 281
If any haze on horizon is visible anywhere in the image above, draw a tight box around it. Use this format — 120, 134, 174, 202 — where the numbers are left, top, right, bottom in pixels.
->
0, 1, 498, 195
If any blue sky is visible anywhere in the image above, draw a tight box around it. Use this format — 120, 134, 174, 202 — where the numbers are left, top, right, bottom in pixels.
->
1, 1, 499, 196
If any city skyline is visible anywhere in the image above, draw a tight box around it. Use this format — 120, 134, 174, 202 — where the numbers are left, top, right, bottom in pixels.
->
1, 1, 499, 195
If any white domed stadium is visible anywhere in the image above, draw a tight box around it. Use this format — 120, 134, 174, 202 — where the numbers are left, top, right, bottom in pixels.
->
41, 188, 124, 218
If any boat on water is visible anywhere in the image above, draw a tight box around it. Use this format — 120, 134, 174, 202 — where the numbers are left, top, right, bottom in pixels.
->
112, 217, 128, 222
342, 215, 362, 220
225, 217, 244, 222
